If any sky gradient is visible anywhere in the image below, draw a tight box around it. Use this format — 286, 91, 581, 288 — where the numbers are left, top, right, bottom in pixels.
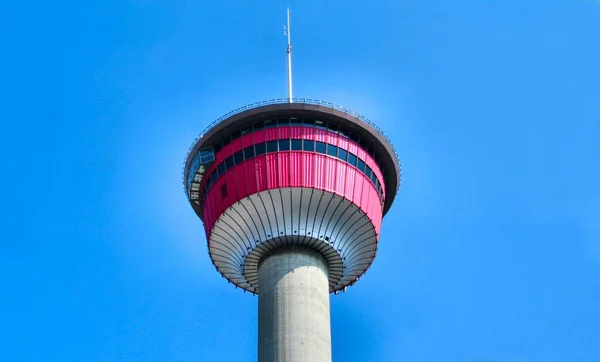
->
2, 1, 599, 361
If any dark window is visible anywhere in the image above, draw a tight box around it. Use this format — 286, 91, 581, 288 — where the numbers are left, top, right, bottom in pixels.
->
233, 150, 244, 164
255, 143, 266, 156
224, 156, 234, 170
244, 146, 254, 160
338, 148, 348, 162
315, 120, 327, 130
253, 122, 265, 131
348, 153, 357, 167
220, 184, 228, 199
241, 127, 252, 135
217, 162, 226, 176
264, 119, 276, 128
291, 139, 302, 150
278, 139, 290, 151
365, 165, 372, 178
315, 141, 326, 153
289, 117, 302, 126
231, 130, 242, 141
327, 144, 337, 157
349, 133, 359, 143
327, 123, 339, 133
303, 118, 315, 126
210, 172, 217, 185
213, 142, 222, 153
339, 127, 350, 138
277, 118, 289, 126
266, 140, 278, 153
222, 136, 232, 147
371, 173, 377, 185
303, 139, 315, 151
357, 159, 365, 172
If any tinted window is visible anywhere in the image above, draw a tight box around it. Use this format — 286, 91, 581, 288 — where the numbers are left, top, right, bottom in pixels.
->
277, 118, 289, 126
315, 141, 326, 153
371, 173, 377, 184
233, 150, 244, 164
279, 139, 290, 151
241, 127, 252, 135
231, 130, 241, 140
338, 148, 348, 162
225, 156, 234, 170
244, 146, 254, 160
264, 120, 276, 128
327, 123, 339, 133
222, 136, 232, 147
315, 120, 327, 130
339, 127, 349, 138
213, 142, 222, 153
348, 153, 357, 166
303, 139, 315, 151
303, 118, 315, 126
327, 144, 337, 157
289, 117, 302, 126
365, 165, 372, 178
291, 139, 302, 150
357, 159, 365, 172
253, 122, 265, 131
349, 133, 359, 142
266, 140, 278, 153
217, 163, 226, 176
255, 143, 266, 156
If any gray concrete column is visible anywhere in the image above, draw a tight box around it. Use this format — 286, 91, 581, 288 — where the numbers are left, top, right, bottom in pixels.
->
258, 245, 332, 362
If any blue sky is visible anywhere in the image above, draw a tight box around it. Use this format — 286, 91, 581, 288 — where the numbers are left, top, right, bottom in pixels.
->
1, 0, 599, 361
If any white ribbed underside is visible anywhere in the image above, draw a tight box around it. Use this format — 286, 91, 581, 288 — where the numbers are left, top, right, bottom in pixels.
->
208, 187, 378, 293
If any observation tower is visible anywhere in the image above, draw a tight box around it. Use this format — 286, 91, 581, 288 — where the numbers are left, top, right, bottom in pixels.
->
182, 9, 401, 362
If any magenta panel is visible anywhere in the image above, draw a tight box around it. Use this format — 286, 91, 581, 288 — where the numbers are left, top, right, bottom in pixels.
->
314, 128, 328, 143
202, 151, 383, 239
290, 152, 303, 186
255, 157, 268, 192
336, 160, 346, 195
266, 153, 278, 188
303, 153, 314, 187
278, 152, 291, 187
264, 128, 278, 142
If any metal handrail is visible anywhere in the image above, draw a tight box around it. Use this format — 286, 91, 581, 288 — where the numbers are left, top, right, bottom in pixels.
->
182, 98, 400, 193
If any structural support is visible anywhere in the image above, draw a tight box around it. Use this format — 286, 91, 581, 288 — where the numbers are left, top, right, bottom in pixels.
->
258, 246, 332, 362
286, 7, 293, 102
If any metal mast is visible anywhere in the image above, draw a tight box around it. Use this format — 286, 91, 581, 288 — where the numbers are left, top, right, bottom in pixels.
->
285, 7, 293, 102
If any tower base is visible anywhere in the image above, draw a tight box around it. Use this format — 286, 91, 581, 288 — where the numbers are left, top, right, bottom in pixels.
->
258, 246, 332, 362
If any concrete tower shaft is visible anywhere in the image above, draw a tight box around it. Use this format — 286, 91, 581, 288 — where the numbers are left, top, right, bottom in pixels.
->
258, 246, 331, 362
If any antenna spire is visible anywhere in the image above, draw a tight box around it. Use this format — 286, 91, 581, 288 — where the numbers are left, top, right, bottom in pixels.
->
285, 7, 293, 103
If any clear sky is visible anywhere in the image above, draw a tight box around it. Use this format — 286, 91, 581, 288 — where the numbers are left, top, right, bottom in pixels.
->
1, 1, 599, 361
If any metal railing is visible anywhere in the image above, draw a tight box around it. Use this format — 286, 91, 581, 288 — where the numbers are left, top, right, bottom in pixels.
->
182, 98, 401, 193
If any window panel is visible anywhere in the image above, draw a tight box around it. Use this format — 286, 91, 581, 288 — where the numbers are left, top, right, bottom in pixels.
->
279, 139, 290, 151
255, 143, 266, 155
338, 148, 348, 162
365, 165, 372, 178
315, 141, 326, 153
266, 140, 278, 153
303, 139, 315, 151
244, 146, 254, 160
348, 153, 357, 167
327, 144, 337, 157
357, 159, 365, 172
233, 150, 244, 164
224, 156, 234, 170
291, 139, 302, 150
217, 162, 226, 176
264, 119, 276, 128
